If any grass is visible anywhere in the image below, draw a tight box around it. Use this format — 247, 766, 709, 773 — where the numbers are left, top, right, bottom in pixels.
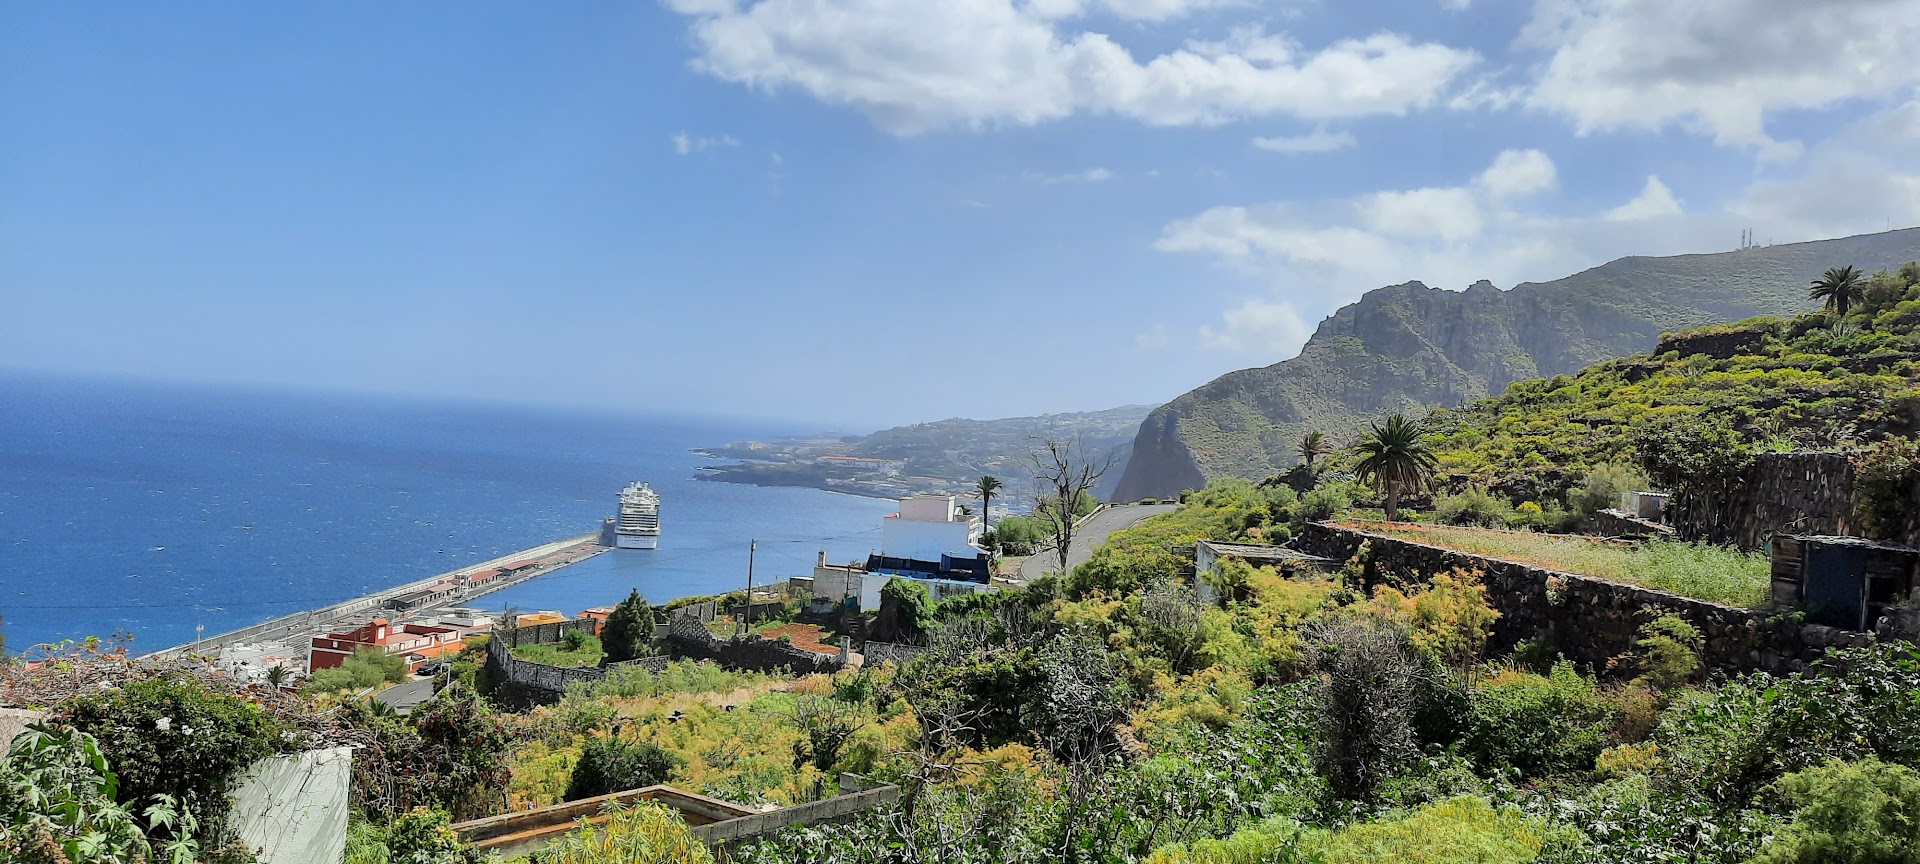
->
1345, 521, 1772, 608
511, 634, 605, 668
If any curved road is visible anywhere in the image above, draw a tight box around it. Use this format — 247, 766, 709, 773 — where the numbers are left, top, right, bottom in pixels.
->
1016, 503, 1177, 582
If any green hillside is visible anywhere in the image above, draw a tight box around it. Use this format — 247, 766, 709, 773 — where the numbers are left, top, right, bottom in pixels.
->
1114, 228, 1920, 500
1427, 262, 1920, 504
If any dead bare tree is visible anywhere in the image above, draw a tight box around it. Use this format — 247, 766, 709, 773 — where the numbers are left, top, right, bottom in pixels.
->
1026, 436, 1118, 575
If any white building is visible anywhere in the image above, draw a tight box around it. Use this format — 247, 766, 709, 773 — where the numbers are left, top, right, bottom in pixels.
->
881, 495, 983, 562
804, 496, 996, 613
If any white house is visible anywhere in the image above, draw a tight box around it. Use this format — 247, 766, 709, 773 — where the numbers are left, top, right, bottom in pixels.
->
881, 495, 984, 562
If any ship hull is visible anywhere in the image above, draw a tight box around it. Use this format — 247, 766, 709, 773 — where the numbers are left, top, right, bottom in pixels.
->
616, 534, 659, 550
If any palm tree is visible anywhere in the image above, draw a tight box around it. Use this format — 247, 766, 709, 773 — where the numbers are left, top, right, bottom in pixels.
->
1352, 414, 1439, 523
1296, 431, 1334, 471
976, 475, 1002, 534
265, 665, 291, 688
1810, 265, 1865, 318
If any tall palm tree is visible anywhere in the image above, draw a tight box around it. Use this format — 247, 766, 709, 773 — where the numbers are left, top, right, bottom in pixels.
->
1810, 265, 1865, 318
1296, 431, 1334, 471
1352, 414, 1438, 523
976, 475, 1002, 534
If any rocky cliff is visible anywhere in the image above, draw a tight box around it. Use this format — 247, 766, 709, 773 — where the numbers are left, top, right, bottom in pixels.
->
1113, 227, 1920, 500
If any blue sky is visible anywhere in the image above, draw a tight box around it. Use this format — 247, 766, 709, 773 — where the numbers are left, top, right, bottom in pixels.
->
5, 1, 1918, 429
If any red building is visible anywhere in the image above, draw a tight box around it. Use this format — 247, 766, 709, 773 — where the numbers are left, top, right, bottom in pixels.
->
307, 618, 464, 674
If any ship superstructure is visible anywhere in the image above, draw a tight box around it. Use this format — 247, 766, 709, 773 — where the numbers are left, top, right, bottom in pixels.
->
614, 482, 661, 549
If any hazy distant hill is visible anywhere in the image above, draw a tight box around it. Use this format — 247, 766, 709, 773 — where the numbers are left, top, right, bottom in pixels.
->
701, 404, 1155, 502
1113, 227, 1920, 500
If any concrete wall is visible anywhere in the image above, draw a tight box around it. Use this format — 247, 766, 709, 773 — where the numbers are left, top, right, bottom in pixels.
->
694, 775, 900, 848
225, 747, 354, 864
1292, 523, 1873, 676
882, 518, 981, 562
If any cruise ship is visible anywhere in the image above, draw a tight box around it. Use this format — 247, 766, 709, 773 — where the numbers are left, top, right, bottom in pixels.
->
614, 482, 661, 549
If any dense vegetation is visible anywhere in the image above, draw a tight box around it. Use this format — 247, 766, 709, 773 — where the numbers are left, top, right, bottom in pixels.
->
1425, 262, 1920, 505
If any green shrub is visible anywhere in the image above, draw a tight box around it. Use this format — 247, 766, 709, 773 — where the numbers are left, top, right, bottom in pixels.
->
1568, 463, 1648, 517
1654, 642, 1920, 805
307, 646, 408, 693
0, 723, 183, 864
1754, 758, 1920, 864
56, 675, 278, 835
383, 807, 471, 864
1458, 663, 1619, 780
566, 736, 684, 800
1294, 483, 1355, 525
1433, 487, 1513, 528
1625, 614, 1701, 689
530, 800, 712, 864
1144, 816, 1307, 863
1306, 795, 1568, 864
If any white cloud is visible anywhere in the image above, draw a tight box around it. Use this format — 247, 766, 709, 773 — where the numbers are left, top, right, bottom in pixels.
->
1159, 123, 1920, 357
1198, 298, 1312, 352
1605, 175, 1682, 221
1357, 187, 1484, 240
1251, 127, 1355, 154
667, 1, 1479, 134
1134, 324, 1170, 350
672, 131, 742, 155
1027, 167, 1115, 183
1031, 0, 1249, 22
1476, 148, 1556, 200
1522, 0, 1920, 150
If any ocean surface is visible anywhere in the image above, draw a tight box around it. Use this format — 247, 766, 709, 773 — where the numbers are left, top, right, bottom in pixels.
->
0, 372, 895, 652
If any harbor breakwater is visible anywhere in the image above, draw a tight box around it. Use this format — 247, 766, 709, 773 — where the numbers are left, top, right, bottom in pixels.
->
144, 533, 606, 658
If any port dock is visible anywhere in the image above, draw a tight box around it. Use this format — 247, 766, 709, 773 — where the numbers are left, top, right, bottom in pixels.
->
143, 533, 610, 660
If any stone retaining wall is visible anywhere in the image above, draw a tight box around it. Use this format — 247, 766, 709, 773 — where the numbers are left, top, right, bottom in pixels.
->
1292, 523, 1871, 676
665, 629, 844, 675
1668, 451, 1860, 550
484, 622, 670, 707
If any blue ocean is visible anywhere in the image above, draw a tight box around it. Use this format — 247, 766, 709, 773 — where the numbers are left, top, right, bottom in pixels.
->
0, 372, 895, 652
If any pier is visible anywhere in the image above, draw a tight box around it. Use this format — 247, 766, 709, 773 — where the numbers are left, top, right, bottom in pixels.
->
143, 533, 610, 659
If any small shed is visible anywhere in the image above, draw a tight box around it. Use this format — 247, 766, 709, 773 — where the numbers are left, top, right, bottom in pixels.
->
1770, 535, 1920, 630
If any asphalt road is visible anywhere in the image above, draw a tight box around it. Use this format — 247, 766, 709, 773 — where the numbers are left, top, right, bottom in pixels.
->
374, 678, 438, 714
1016, 503, 1177, 582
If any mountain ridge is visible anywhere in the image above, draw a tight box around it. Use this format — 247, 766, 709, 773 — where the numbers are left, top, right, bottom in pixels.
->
1113, 227, 1920, 500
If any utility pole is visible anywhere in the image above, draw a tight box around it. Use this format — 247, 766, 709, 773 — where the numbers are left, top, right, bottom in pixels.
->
740, 539, 757, 636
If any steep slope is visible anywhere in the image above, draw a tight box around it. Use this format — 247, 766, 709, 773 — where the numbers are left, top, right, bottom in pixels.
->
1114, 227, 1920, 500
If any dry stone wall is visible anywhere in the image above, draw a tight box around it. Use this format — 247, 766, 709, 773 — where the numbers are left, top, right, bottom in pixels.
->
484, 621, 669, 707
1292, 523, 1872, 676
1667, 452, 1860, 550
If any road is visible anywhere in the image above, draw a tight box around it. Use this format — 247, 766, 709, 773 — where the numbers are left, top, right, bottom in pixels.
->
374, 678, 438, 714
1016, 503, 1177, 582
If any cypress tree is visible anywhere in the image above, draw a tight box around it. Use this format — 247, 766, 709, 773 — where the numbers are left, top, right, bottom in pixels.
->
602, 589, 651, 663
